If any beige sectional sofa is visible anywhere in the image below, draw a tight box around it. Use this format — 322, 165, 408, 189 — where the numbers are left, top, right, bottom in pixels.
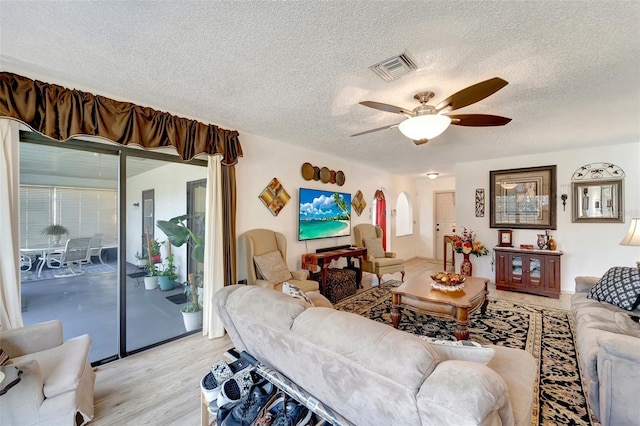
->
0, 320, 95, 426
214, 284, 537, 426
571, 276, 640, 426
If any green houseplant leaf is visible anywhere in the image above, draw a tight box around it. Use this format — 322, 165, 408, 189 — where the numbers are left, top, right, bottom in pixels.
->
157, 214, 204, 312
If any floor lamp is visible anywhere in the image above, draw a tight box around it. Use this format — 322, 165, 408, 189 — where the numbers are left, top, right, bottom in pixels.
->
620, 218, 640, 268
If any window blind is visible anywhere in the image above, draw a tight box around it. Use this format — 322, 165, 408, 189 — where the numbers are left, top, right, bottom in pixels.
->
20, 185, 117, 247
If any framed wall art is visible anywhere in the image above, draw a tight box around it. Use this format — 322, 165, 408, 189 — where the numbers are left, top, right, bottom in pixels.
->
352, 190, 367, 216
259, 177, 290, 216
490, 165, 557, 229
475, 189, 485, 217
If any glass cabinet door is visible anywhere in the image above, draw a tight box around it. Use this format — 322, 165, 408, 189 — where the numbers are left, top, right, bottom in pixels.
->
510, 255, 524, 284
528, 257, 543, 287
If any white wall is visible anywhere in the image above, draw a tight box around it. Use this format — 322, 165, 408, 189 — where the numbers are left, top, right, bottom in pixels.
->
235, 131, 417, 282
126, 162, 206, 283
454, 141, 640, 293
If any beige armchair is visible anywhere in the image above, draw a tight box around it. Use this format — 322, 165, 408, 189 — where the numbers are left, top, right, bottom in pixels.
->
354, 223, 405, 283
241, 228, 319, 293
0, 320, 95, 425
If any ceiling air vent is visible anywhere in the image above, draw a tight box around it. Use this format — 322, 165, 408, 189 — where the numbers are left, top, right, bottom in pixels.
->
369, 51, 419, 82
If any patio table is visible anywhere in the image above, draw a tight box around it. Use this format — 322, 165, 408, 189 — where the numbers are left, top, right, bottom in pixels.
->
20, 243, 67, 278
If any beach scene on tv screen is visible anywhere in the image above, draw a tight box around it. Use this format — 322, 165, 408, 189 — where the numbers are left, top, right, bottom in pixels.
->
299, 189, 351, 241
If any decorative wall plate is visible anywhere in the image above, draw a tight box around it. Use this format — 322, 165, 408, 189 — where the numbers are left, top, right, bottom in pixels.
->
300, 162, 345, 185
301, 162, 314, 180
320, 167, 331, 183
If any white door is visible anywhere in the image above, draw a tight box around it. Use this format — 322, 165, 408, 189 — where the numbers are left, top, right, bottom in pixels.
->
435, 191, 456, 261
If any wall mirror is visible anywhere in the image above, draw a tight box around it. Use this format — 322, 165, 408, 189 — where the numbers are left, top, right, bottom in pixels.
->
572, 180, 623, 223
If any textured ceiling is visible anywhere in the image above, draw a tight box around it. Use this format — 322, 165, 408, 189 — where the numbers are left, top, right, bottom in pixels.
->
1, 1, 639, 177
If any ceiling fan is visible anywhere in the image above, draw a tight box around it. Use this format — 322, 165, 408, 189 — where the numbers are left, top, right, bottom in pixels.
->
351, 77, 512, 145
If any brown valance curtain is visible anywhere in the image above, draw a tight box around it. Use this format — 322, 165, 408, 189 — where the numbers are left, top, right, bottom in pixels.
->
0, 72, 243, 165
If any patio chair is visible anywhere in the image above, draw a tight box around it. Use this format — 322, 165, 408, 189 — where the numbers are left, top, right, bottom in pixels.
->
20, 253, 33, 271
82, 233, 105, 265
46, 237, 92, 277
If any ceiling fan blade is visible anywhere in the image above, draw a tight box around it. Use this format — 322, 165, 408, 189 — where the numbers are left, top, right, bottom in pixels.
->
435, 77, 508, 112
448, 114, 512, 127
359, 101, 414, 116
350, 123, 400, 137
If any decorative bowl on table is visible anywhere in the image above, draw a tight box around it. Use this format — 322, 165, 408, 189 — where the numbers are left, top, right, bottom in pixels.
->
430, 272, 466, 292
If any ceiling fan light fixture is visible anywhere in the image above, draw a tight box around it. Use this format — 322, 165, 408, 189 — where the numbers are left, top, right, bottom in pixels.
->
398, 114, 451, 141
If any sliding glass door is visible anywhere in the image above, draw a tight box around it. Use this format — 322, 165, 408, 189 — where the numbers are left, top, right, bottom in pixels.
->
124, 158, 207, 353
19, 134, 207, 364
19, 141, 119, 363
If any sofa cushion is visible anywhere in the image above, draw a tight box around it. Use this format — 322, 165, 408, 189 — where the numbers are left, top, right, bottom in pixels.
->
614, 312, 640, 338
293, 308, 442, 389
364, 237, 385, 258
587, 267, 640, 311
253, 250, 293, 284
11, 334, 91, 398
227, 285, 307, 331
305, 291, 333, 308
420, 337, 496, 365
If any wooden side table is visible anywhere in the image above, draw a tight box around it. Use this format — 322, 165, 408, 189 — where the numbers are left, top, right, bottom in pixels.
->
201, 391, 211, 426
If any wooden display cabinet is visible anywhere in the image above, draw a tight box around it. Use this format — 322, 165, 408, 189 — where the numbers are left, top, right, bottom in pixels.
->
494, 247, 562, 298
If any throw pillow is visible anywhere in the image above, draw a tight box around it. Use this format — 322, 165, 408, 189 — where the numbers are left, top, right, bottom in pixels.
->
282, 282, 313, 306
420, 336, 496, 365
253, 250, 293, 284
587, 267, 640, 311
0, 347, 9, 366
364, 237, 385, 259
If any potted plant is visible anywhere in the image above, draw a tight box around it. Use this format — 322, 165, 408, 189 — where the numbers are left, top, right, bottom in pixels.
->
134, 252, 148, 268
158, 254, 178, 291
149, 239, 163, 264
144, 260, 158, 290
157, 214, 204, 331
181, 273, 202, 331
41, 224, 69, 245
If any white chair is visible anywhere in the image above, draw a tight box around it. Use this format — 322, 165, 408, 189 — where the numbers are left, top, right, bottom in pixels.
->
46, 237, 92, 277
82, 233, 104, 265
20, 254, 33, 271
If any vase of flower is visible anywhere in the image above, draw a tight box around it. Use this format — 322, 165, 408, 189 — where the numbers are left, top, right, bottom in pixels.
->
460, 253, 473, 276
452, 227, 489, 277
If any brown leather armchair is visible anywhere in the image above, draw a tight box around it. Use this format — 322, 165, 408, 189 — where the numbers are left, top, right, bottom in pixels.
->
241, 228, 319, 293
354, 224, 405, 283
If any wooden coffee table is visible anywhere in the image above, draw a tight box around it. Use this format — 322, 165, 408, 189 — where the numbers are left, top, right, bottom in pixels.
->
390, 276, 489, 340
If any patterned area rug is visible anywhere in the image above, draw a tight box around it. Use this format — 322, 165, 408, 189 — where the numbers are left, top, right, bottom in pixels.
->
334, 280, 599, 426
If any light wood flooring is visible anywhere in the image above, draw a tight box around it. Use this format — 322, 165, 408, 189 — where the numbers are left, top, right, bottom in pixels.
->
92, 257, 571, 425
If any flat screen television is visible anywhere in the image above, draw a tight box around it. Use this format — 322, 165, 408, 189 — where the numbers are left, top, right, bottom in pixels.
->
298, 188, 351, 241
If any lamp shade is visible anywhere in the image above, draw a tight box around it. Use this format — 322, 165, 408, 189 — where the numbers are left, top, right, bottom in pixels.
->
620, 218, 640, 246
398, 114, 451, 141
